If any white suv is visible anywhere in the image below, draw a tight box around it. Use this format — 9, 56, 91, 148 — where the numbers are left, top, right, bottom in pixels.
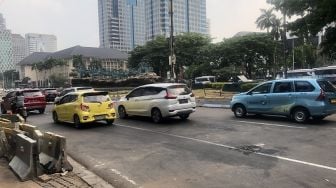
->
117, 83, 196, 123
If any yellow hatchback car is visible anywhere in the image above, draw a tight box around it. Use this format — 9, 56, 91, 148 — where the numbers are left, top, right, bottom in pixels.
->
52, 91, 116, 128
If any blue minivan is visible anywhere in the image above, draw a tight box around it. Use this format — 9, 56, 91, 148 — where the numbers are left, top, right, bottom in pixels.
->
230, 79, 336, 123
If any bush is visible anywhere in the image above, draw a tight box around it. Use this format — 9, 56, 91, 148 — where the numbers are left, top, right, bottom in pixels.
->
240, 82, 259, 92
221, 82, 260, 92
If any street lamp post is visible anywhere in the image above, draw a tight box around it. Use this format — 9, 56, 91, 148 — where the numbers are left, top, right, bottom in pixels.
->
169, 0, 176, 82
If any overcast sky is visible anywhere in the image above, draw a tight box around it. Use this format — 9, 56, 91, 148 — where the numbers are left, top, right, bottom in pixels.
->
0, 0, 271, 50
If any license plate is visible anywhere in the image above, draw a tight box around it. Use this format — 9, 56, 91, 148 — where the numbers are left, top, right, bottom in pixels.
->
179, 99, 188, 104
330, 99, 336, 104
94, 115, 105, 120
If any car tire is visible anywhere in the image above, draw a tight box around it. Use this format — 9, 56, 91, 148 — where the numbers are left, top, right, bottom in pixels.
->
179, 114, 190, 120
73, 115, 81, 129
52, 111, 59, 124
39, 108, 45, 114
118, 106, 128, 119
233, 104, 246, 118
292, 107, 309, 123
151, 108, 163, 123
106, 119, 114, 125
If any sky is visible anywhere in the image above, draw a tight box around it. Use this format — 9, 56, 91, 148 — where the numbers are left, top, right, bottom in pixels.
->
0, 0, 271, 50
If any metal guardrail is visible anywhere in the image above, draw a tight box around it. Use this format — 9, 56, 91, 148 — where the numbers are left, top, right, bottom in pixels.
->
0, 114, 73, 181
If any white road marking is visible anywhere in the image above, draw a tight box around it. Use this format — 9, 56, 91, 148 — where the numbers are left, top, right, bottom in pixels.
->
110, 169, 137, 186
232, 120, 307, 129
115, 123, 336, 172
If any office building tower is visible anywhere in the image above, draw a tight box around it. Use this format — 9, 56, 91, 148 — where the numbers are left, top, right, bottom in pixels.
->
25, 33, 57, 55
0, 13, 14, 73
98, 0, 146, 52
11, 34, 26, 67
145, 0, 207, 40
98, 0, 207, 51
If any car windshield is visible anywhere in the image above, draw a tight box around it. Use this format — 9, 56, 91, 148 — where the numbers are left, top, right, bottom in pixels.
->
167, 85, 191, 96
83, 93, 110, 103
23, 90, 43, 97
317, 80, 336, 92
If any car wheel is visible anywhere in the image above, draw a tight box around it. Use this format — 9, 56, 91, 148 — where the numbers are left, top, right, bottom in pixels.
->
292, 108, 309, 123
179, 114, 190, 120
118, 106, 128, 119
106, 119, 114, 126
151, 108, 163, 123
52, 111, 59, 124
233, 104, 246, 118
39, 108, 45, 114
73, 115, 81, 129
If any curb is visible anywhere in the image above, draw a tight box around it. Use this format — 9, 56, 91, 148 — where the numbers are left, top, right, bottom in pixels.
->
199, 104, 230, 109
68, 156, 115, 188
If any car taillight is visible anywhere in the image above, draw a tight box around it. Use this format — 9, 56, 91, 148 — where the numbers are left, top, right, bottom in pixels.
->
80, 103, 90, 111
108, 102, 114, 109
165, 91, 177, 99
316, 89, 326, 101
24, 99, 28, 103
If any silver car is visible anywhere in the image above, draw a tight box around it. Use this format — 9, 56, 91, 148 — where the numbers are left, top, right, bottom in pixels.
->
117, 83, 196, 123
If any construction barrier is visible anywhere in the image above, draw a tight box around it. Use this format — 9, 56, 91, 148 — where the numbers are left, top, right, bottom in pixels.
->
39, 132, 73, 174
0, 114, 73, 181
9, 134, 37, 181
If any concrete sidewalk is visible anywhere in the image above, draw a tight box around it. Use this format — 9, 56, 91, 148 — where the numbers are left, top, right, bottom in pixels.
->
0, 156, 114, 188
0, 158, 40, 188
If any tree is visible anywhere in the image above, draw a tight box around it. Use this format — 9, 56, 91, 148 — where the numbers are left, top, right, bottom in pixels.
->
216, 34, 277, 79
267, 0, 336, 55
256, 8, 276, 33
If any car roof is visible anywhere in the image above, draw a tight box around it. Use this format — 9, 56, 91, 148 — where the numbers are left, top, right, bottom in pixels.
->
138, 83, 186, 88
274, 78, 323, 82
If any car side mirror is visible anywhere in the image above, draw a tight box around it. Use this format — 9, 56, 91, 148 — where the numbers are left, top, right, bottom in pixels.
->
125, 95, 129, 100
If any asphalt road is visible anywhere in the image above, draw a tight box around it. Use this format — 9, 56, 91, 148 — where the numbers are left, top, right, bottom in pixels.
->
27, 105, 336, 188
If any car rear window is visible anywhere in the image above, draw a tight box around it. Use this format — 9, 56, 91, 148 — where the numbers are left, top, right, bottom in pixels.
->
318, 81, 336, 92
23, 90, 43, 97
83, 92, 110, 103
167, 85, 191, 95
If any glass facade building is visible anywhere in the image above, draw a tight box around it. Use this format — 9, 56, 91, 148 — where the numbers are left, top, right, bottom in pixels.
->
98, 0, 207, 51
0, 13, 14, 73
98, 0, 146, 52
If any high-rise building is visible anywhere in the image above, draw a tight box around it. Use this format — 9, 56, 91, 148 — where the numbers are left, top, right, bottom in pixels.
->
98, 0, 146, 52
146, 0, 207, 40
11, 34, 26, 68
0, 13, 14, 73
25, 33, 57, 55
98, 0, 207, 51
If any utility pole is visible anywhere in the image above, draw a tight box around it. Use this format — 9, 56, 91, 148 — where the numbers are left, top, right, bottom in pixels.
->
169, 0, 176, 82
282, 1, 288, 78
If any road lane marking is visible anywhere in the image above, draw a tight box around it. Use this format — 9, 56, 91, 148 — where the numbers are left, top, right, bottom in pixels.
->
110, 169, 137, 186
115, 123, 336, 172
232, 120, 307, 129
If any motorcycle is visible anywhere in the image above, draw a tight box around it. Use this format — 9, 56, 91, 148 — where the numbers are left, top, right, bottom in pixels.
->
11, 96, 28, 122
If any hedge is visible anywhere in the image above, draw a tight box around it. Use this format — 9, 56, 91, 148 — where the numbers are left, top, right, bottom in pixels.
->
221, 82, 260, 92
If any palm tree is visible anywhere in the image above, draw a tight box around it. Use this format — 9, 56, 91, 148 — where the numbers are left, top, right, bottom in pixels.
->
256, 8, 276, 33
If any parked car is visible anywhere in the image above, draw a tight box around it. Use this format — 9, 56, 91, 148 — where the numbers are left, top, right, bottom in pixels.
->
52, 91, 116, 128
42, 88, 58, 102
54, 87, 94, 102
1, 89, 46, 114
230, 78, 336, 123
117, 83, 196, 123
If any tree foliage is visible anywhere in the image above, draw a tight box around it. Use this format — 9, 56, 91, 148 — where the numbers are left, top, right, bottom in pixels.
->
267, 0, 336, 55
